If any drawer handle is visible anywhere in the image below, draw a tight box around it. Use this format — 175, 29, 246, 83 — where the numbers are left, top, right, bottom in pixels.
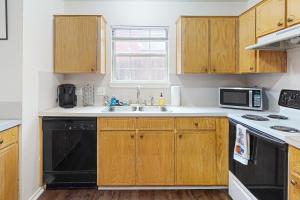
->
277, 22, 283, 27
194, 122, 199, 127
291, 179, 298, 186
250, 67, 254, 70
287, 18, 294, 23
0, 139, 3, 145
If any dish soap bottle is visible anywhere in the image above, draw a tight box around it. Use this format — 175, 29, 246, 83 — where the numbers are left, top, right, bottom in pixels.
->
159, 92, 165, 106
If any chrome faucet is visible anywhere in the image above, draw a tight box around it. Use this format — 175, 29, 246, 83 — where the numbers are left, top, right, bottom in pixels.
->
136, 85, 141, 105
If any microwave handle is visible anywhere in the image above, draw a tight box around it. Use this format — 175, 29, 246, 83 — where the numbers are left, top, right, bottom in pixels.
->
249, 90, 253, 108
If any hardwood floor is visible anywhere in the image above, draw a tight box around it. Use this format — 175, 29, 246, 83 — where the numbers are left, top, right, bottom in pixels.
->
38, 189, 230, 200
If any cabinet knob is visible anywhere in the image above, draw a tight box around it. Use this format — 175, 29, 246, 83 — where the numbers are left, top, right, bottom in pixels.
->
277, 22, 283, 27
0, 139, 3, 145
250, 67, 254, 71
205, 68, 208, 72
194, 122, 199, 127
178, 135, 182, 139
291, 179, 297, 186
130, 134, 134, 139
287, 18, 294, 23
140, 135, 144, 139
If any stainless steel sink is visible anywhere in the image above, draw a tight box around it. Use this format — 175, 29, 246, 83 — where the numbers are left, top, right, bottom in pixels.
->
102, 106, 137, 112
102, 106, 171, 113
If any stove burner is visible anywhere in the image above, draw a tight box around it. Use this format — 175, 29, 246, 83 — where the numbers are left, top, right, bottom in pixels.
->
270, 126, 300, 133
267, 115, 289, 120
242, 114, 269, 121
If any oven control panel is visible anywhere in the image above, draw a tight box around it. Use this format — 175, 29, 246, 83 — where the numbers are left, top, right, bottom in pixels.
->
279, 90, 300, 109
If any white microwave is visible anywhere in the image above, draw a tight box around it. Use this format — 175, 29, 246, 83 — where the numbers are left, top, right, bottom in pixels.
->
219, 87, 264, 110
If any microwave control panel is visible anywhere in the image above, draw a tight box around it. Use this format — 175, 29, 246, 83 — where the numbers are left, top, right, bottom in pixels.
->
253, 90, 262, 108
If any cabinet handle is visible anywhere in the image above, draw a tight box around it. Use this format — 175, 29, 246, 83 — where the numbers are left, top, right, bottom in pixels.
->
194, 122, 199, 127
130, 134, 134, 139
287, 18, 294, 23
291, 179, 297, 186
250, 67, 254, 71
0, 139, 3, 145
205, 68, 208, 72
277, 22, 283, 27
140, 135, 144, 139
178, 135, 182, 139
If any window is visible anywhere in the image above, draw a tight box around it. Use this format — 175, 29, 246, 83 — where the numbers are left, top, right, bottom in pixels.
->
112, 26, 169, 86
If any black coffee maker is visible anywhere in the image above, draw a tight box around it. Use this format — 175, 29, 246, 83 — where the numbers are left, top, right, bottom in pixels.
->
57, 84, 77, 108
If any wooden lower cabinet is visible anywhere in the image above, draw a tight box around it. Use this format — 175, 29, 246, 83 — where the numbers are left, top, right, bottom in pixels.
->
289, 146, 300, 200
0, 127, 19, 200
136, 131, 174, 185
98, 131, 136, 186
176, 131, 217, 185
97, 117, 228, 187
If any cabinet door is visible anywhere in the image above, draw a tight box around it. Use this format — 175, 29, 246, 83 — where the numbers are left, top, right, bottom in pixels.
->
54, 16, 98, 73
239, 9, 256, 73
289, 146, 300, 200
136, 131, 174, 185
98, 131, 136, 185
287, 0, 300, 27
178, 17, 209, 74
0, 144, 18, 200
176, 131, 217, 185
256, 0, 285, 37
210, 18, 237, 73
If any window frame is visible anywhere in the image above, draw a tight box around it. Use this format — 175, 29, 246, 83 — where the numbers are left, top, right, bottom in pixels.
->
110, 26, 170, 88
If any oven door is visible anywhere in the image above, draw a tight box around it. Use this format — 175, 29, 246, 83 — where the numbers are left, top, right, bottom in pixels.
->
229, 119, 288, 200
220, 88, 250, 109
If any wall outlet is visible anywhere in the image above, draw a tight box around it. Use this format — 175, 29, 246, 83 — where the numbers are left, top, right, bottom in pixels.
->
96, 87, 106, 96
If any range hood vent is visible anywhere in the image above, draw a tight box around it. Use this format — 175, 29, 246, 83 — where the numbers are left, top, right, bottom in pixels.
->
246, 24, 300, 51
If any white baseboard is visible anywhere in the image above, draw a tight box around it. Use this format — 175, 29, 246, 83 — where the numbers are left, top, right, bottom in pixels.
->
28, 187, 44, 200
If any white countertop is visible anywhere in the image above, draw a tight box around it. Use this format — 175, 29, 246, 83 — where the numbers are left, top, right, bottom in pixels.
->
39, 106, 264, 117
0, 120, 21, 132
39, 106, 300, 149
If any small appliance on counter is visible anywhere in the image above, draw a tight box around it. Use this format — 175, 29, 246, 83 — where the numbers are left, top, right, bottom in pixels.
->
219, 87, 264, 111
82, 84, 95, 106
57, 84, 77, 108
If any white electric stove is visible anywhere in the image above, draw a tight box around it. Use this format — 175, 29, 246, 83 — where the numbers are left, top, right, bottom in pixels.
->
228, 89, 300, 200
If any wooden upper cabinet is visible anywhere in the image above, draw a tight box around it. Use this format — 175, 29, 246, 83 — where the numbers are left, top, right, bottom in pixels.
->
256, 0, 285, 37
176, 17, 209, 74
289, 146, 300, 200
210, 18, 237, 74
136, 131, 175, 185
54, 15, 106, 74
287, 0, 300, 27
239, 9, 256, 73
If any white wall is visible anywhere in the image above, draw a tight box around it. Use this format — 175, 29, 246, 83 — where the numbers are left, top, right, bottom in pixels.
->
21, 0, 64, 199
63, 1, 248, 106
0, 0, 22, 118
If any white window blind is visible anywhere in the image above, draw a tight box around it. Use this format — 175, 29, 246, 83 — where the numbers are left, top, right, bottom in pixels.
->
112, 26, 169, 85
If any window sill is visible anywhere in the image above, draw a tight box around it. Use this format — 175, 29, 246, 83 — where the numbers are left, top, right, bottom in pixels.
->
109, 82, 170, 88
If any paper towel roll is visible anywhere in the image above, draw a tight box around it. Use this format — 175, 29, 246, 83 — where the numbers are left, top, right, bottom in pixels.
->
171, 86, 181, 106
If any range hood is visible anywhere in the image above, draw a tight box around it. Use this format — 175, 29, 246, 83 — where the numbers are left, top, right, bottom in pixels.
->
246, 23, 300, 51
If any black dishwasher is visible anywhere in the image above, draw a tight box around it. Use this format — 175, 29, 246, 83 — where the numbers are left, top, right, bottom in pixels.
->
43, 117, 97, 188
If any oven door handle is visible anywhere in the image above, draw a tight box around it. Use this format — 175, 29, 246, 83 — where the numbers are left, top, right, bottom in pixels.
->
250, 136, 258, 164
230, 119, 286, 148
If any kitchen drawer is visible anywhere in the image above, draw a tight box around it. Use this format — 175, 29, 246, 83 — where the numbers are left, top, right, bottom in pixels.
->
137, 118, 175, 130
98, 118, 136, 130
0, 127, 18, 150
176, 118, 216, 130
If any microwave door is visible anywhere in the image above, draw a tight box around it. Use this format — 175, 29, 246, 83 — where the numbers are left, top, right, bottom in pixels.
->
220, 89, 250, 108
